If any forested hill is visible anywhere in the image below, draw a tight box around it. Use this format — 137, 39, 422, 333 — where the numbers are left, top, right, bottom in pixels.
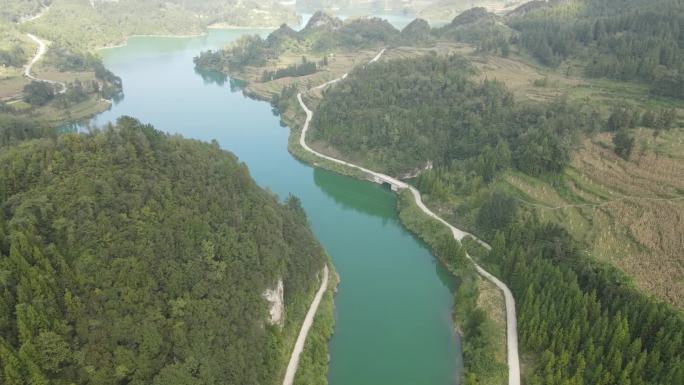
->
504, 0, 684, 98
0, 116, 327, 385
311, 54, 597, 176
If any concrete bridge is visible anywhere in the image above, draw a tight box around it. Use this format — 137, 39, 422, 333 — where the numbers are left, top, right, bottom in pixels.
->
370, 174, 406, 192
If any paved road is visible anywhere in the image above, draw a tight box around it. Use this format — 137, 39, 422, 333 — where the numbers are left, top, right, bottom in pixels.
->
282, 265, 329, 385
296, 49, 521, 385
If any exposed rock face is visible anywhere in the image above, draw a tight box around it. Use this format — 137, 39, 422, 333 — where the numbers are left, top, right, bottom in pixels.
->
263, 279, 285, 326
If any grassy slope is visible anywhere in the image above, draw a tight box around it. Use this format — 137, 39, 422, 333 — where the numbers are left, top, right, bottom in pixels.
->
457, 40, 684, 308
503, 128, 684, 308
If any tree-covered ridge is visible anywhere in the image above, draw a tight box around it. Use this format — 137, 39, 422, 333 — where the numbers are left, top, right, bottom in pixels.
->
504, 0, 684, 98
310, 54, 598, 176
434, 7, 513, 56
194, 11, 399, 72
0, 117, 327, 385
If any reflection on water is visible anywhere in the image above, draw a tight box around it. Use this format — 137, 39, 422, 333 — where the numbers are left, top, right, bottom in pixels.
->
194, 67, 228, 86
313, 168, 396, 221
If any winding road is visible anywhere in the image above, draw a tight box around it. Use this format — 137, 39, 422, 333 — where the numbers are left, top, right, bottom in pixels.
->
24, 33, 67, 94
295, 49, 521, 385
282, 265, 329, 385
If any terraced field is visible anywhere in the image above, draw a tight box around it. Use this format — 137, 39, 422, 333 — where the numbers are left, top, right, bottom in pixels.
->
507, 128, 684, 308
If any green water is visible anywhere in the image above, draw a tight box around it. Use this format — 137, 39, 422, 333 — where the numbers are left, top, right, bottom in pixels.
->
89, 28, 462, 385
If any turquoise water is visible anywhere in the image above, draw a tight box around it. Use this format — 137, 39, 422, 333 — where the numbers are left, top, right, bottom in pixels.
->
89, 28, 462, 385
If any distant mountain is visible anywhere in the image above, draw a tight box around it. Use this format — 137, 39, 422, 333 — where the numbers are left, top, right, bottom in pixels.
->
296, 0, 523, 22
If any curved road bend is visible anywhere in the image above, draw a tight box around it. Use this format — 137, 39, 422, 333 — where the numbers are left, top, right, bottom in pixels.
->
24, 33, 67, 94
295, 49, 521, 385
282, 265, 329, 385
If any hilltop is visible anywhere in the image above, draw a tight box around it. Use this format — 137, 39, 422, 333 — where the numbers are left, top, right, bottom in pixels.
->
0, 116, 328, 385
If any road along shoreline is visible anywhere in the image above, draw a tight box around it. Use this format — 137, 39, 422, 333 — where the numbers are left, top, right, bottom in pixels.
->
282, 265, 329, 385
295, 49, 521, 385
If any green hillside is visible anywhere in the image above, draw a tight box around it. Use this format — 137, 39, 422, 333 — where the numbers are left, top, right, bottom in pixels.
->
0, 116, 327, 385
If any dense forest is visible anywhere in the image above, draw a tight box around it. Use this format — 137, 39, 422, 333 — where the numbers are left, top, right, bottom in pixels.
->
0, 116, 327, 385
310, 54, 600, 176
479, 217, 684, 385
504, 0, 684, 98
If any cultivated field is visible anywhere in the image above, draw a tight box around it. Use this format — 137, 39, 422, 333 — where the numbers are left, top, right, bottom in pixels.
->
507, 128, 684, 308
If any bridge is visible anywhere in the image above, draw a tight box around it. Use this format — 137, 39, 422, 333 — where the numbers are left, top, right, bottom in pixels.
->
370, 174, 407, 192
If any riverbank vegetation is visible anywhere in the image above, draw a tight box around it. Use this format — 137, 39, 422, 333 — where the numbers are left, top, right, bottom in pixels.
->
397, 190, 507, 385
0, 116, 328, 385
293, 267, 337, 385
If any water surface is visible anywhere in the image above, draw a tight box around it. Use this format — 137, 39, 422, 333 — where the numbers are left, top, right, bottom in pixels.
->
89, 28, 462, 385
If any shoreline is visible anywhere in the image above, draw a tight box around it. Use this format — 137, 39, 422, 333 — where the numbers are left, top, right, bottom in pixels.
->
282, 265, 329, 385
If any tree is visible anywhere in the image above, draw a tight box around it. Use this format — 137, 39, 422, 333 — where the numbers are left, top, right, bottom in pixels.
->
613, 128, 634, 159
477, 191, 518, 233
607, 107, 632, 132
23, 82, 55, 107
32, 332, 71, 374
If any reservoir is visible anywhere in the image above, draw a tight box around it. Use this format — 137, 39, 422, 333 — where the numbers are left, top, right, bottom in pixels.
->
88, 27, 462, 385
